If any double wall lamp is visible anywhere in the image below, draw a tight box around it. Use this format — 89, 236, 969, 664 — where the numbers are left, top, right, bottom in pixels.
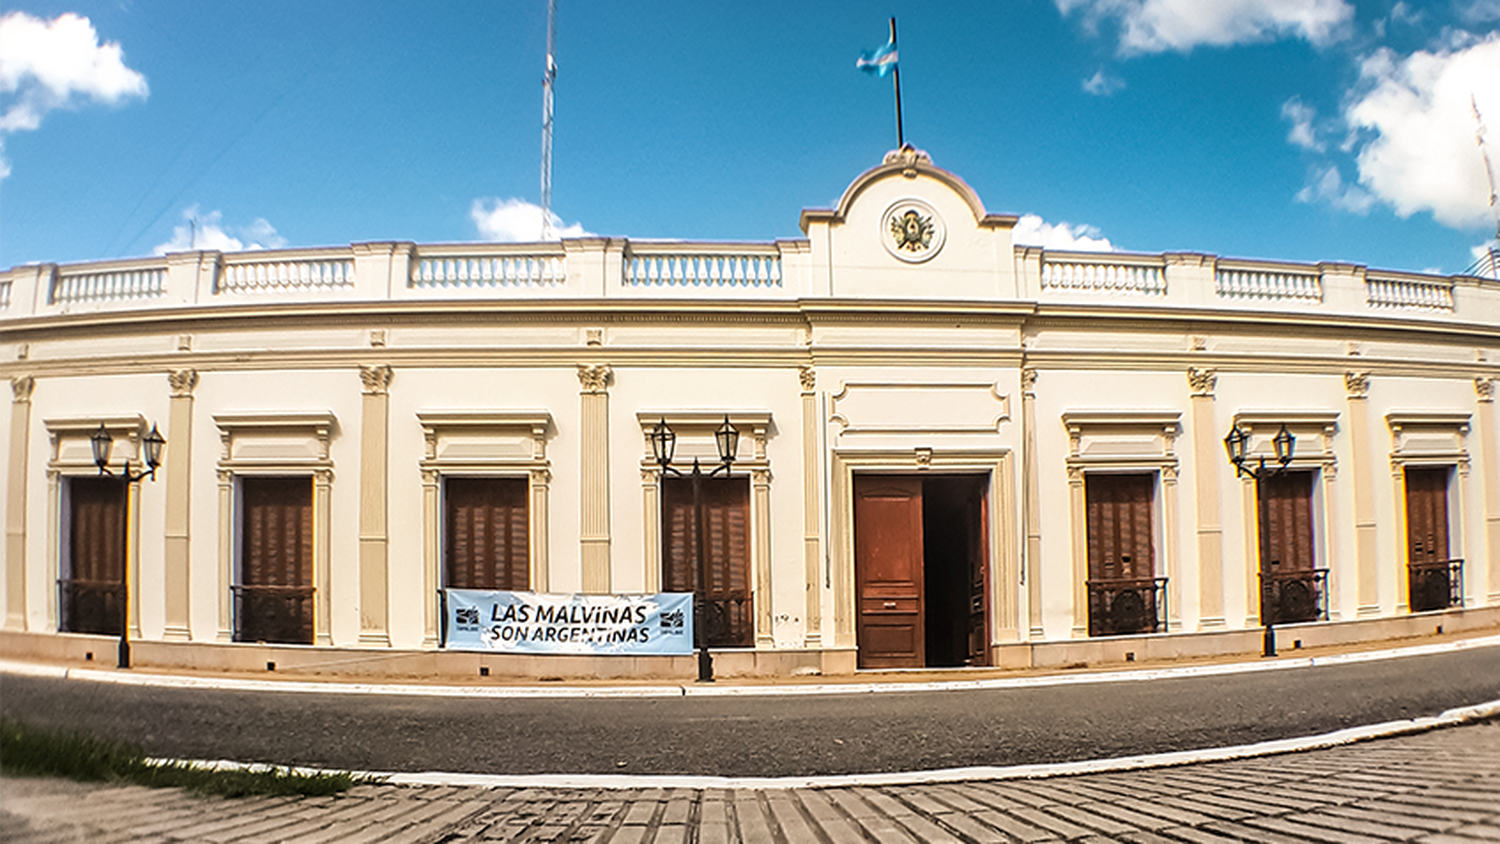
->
1223, 421, 1295, 657
649, 415, 739, 682
91, 421, 165, 669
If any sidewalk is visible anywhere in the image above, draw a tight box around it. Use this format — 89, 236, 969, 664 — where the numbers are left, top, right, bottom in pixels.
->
5, 718, 1499, 843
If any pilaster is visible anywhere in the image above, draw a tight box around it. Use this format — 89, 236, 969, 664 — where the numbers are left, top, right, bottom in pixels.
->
578, 364, 612, 592
799, 365, 822, 647
358, 364, 392, 646
1188, 367, 1225, 628
1347, 371, 1380, 616
162, 369, 197, 640
1021, 368, 1044, 638
7, 376, 34, 629
1478, 377, 1499, 604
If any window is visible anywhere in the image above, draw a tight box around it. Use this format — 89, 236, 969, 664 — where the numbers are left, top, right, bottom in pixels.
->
444, 477, 529, 591
1085, 473, 1163, 636
60, 476, 126, 636
661, 475, 752, 647
234, 476, 314, 644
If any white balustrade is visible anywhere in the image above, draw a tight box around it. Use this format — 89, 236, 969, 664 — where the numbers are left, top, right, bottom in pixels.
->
624, 252, 782, 288
1216, 268, 1322, 303
1041, 260, 1165, 295
50, 267, 166, 305
411, 254, 565, 288
219, 257, 354, 293
1366, 275, 1454, 311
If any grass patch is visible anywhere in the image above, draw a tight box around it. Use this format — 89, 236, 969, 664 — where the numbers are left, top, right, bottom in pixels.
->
0, 717, 377, 797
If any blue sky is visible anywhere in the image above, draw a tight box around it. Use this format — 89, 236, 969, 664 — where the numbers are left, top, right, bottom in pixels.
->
2, 1, 1498, 276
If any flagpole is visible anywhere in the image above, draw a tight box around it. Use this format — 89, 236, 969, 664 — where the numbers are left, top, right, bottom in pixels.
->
889, 17, 904, 148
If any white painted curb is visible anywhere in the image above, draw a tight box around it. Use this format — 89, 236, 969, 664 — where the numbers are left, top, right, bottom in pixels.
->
154, 696, 1500, 791
4, 634, 1497, 700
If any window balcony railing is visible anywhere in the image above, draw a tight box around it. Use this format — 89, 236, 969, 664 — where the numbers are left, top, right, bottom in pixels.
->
700, 591, 753, 648
1408, 558, 1463, 613
1086, 576, 1168, 637
58, 578, 122, 636
1259, 568, 1329, 625
232, 585, 315, 645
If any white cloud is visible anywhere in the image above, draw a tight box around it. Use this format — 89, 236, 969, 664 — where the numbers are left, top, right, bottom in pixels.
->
1340, 35, 1500, 229
1055, 0, 1354, 54
1295, 165, 1376, 213
1013, 214, 1115, 251
153, 207, 287, 255
1458, 0, 1500, 25
1281, 97, 1324, 151
0, 11, 147, 177
471, 197, 591, 242
1082, 69, 1126, 96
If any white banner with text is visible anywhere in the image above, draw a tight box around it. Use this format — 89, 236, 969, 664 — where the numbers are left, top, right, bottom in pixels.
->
442, 589, 694, 655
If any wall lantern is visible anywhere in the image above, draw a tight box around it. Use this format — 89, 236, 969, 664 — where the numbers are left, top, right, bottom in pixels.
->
92, 421, 165, 669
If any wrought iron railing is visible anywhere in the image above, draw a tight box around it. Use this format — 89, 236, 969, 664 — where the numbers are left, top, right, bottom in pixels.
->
1408, 558, 1463, 613
699, 592, 753, 648
58, 578, 122, 636
1259, 568, 1329, 625
232, 585, 315, 645
1086, 577, 1168, 637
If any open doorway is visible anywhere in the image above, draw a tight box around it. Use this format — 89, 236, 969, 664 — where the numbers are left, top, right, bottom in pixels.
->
854, 473, 990, 669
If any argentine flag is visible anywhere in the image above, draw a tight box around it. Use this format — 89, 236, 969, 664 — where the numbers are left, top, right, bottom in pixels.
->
856, 40, 898, 77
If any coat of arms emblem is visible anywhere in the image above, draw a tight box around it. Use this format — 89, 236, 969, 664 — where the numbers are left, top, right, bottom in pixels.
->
890, 209, 934, 253
881, 199, 945, 263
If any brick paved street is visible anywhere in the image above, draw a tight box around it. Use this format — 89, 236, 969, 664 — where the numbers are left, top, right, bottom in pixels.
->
4, 720, 1499, 843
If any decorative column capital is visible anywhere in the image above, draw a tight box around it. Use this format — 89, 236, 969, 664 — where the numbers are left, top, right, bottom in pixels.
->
168, 368, 199, 398
577, 363, 611, 394
798, 365, 816, 392
1345, 370, 1370, 399
1478, 377, 1495, 403
11, 375, 35, 403
1187, 367, 1216, 398
1021, 367, 1038, 397
359, 364, 394, 395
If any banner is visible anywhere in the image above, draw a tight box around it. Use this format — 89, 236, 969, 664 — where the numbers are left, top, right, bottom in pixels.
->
443, 589, 694, 656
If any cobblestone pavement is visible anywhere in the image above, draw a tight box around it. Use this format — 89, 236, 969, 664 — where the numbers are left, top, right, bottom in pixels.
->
4, 720, 1499, 843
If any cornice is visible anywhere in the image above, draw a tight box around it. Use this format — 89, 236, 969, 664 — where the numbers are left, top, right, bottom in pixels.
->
1027, 304, 1500, 341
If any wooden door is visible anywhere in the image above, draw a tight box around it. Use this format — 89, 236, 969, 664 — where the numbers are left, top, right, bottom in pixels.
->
62, 476, 127, 635
1261, 471, 1315, 573
446, 476, 529, 591
855, 475, 924, 668
1405, 467, 1449, 564
236, 476, 314, 644
967, 482, 990, 666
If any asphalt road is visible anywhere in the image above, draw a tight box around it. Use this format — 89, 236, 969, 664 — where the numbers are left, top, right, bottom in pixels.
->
3, 646, 1498, 778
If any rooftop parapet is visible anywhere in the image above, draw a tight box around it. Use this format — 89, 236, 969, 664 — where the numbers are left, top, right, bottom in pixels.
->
2, 239, 1496, 327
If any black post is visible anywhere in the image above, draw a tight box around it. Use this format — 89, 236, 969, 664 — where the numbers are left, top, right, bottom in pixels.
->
1256, 464, 1276, 658
690, 459, 714, 682
118, 463, 131, 669
889, 17, 904, 149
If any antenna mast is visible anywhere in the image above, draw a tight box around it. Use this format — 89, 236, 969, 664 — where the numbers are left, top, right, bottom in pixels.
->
1470, 94, 1499, 279
540, 0, 557, 241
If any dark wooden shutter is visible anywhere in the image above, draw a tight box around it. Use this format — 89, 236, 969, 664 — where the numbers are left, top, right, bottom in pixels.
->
1404, 467, 1449, 563
1085, 473, 1155, 581
661, 476, 751, 647
445, 477, 529, 591
62, 476, 127, 635
1261, 471, 1315, 572
236, 477, 314, 644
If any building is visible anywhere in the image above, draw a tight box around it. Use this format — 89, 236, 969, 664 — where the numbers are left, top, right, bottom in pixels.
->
3, 148, 1498, 678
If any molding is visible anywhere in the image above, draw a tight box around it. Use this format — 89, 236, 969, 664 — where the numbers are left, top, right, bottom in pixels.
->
798, 365, 816, 392
831, 381, 1011, 434
1061, 410, 1181, 428
1385, 411, 1472, 432
1478, 377, 1495, 403
1345, 371, 1371, 399
1187, 367, 1216, 398
11, 375, 34, 403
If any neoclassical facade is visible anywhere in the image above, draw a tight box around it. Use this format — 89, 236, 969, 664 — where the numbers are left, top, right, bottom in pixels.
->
4, 148, 1498, 677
